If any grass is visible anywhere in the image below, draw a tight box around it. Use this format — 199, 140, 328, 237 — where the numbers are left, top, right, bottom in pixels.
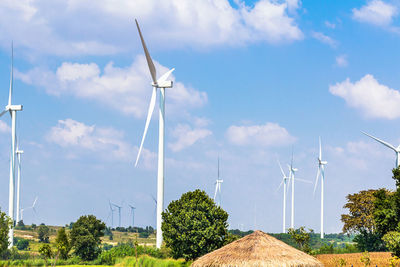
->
115, 255, 191, 267
316, 252, 394, 266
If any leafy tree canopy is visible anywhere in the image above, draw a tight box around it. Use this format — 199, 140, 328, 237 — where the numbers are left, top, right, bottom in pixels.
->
70, 215, 105, 261
37, 225, 50, 243
0, 208, 11, 256
55, 227, 70, 260
162, 189, 229, 261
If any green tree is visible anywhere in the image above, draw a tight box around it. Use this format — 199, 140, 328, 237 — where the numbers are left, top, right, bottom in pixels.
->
69, 215, 105, 261
15, 238, 29, 250
0, 208, 11, 256
162, 189, 229, 261
341, 189, 386, 251
39, 243, 53, 265
37, 225, 50, 243
383, 231, 400, 256
287, 227, 312, 253
55, 227, 70, 260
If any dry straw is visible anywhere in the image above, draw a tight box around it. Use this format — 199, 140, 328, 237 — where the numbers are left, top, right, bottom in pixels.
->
191, 230, 323, 267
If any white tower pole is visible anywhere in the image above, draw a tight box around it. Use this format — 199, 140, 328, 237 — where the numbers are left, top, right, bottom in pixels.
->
396, 152, 399, 168
156, 87, 165, 249
8, 110, 16, 248
291, 172, 294, 229
283, 180, 286, 233
321, 167, 324, 239
16, 149, 22, 224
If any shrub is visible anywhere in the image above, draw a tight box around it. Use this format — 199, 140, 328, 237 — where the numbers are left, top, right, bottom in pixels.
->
15, 239, 29, 250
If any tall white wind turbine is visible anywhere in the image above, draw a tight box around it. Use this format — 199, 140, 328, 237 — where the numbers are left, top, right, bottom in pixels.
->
20, 196, 37, 222
111, 202, 122, 227
15, 142, 23, 224
277, 160, 289, 233
0, 44, 23, 248
287, 153, 311, 229
129, 204, 136, 227
362, 132, 400, 168
134, 19, 175, 249
108, 201, 115, 228
213, 158, 223, 207
313, 137, 327, 239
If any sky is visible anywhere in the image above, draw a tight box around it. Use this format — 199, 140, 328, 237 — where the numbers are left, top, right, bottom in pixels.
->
0, 0, 400, 234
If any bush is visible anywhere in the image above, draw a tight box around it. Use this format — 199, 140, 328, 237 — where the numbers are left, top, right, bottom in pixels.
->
383, 231, 400, 256
37, 225, 50, 243
15, 239, 29, 250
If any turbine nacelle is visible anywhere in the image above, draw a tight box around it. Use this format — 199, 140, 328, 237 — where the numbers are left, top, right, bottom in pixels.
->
152, 80, 173, 88
6, 105, 22, 111
318, 159, 327, 165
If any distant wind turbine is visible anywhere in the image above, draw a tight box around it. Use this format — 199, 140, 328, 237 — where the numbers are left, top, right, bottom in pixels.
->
108, 201, 115, 228
0, 43, 23, 248
213, 157, 223, 207
313, 137, 327, 239
20, 196, 37, 222
111, 202, 122, 227
15, 141, 23, 224
134, 19, 175, 249
277, 160, 289, 233
128, 204, 136, 227
362, 132, 400, 168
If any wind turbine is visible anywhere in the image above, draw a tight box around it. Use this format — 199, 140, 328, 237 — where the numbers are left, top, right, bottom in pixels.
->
128, 204, 136, 227
134, 19, 175, 249
111, 202, 122, 227
362, 132, 400, 168
213, 158, 223, 207
0, 43, 23, 248
15, 142, 23, 224
20, 196, 37, 222
313, 137, 327, 239
287, 153, 311, 229
277, 160, 289, 233
108, 201, 115, 228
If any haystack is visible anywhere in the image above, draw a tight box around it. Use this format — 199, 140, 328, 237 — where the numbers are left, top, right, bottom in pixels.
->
191, 230, 323, 267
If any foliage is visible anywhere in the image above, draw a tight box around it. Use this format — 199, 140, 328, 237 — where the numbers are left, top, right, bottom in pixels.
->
38, 243, 53, 260
360, 251, 371, 266
69, 215, 105, 261
332, 257, 347, 267
353, 230, 386, 252
15, 238, 29, 250
373, 189, 397, 235
55, 227, 70, 260
288, 227, 312, 253
383, 231, 400, 257
389, 255, 400, 267
0, 209, 11, 257
341, 189, 378, 234
37, 225, 50, 243
162, 189, 229, 261
116, 255, 192, 267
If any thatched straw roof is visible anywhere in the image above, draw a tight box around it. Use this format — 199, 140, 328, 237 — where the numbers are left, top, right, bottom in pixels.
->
191, 230, 323, 267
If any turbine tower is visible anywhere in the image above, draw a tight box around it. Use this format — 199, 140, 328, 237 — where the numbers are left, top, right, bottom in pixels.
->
277, 160, 289, 233
362, 132, 400, 168
213, 158, 223, 207
134, 19, 175, 249
287, 153, 311, 229
0, 44, 23, 248
111, 202, 122, 227
15, 143, 23, 224
108, 201, 115, 228
314, 137, 327, 239
129, 204, 136, 227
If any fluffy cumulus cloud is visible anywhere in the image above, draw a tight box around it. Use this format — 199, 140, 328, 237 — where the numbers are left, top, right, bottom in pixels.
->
0, 0, 303, 56
46, 118, 156, 166
352, 0, 398, 26
226, 122, 296, 146
168, 124, 212, 152
16, 56, 207, 118
329, 74, 400, 119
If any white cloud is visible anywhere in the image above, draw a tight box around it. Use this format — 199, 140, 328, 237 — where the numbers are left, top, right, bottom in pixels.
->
168, 124, 212, 152
46, 118, 156, 166
325, 21, 336, 29
311, 31, 338, 48
336, 54, 348, 67
352, 0, 397, 26
16, 56, 207, 119
0, 121, 11, 133
226, 122, 296, 146
0, 0, 303, 56
329, 74, 400, 119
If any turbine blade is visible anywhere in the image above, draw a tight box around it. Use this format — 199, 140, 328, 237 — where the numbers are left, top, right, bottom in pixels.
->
0, 109, 8, 117
319, 136, 322, 160
157, 68, 175, 84
135, 19, 157, 84
362, 131, 397, 151
277, 160, 285, 177
313, 167, 321, 195
8, 42, 13, 107
135, 87, 157, 166
294, 178, 312, 184
32, 197, 38, 207
276, 179, 284, 192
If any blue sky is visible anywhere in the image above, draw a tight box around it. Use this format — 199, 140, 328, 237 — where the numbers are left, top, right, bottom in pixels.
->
1, 0, 400, 234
